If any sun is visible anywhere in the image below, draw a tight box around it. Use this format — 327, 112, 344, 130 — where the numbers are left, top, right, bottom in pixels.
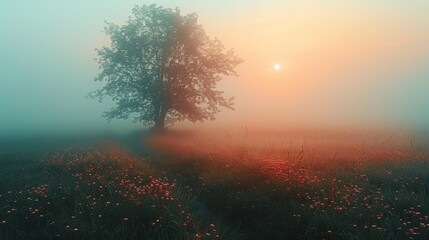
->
273, 63, 281, 71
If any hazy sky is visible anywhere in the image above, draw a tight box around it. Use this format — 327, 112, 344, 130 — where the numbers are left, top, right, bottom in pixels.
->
1, 1, 429, 135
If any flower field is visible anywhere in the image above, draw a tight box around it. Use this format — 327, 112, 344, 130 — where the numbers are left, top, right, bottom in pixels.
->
1, 129, 428, 239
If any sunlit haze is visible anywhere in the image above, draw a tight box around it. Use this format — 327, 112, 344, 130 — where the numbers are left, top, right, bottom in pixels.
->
1, 0, 429, 135
2, 2, 429, 239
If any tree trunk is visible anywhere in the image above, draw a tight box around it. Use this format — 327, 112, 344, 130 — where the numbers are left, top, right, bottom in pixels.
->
153, 84, 168, 131
154, 119, 165, 131
153, 104, 167, 131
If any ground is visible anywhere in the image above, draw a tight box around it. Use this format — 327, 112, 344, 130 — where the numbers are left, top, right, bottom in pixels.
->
0, 129, 428, 239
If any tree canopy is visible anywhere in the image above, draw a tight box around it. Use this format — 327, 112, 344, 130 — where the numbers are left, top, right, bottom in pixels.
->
90, 4, 242, 129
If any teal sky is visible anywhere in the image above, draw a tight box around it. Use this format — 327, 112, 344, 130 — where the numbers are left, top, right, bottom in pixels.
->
1, 1, 429, 135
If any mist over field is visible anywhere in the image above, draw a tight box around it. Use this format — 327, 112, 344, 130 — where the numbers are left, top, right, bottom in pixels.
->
1, 2, 429, 239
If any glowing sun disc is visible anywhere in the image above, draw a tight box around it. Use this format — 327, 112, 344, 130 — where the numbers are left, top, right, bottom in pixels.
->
273, 64, 281, 71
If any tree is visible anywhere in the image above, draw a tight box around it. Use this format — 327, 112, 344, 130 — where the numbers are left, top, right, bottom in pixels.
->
90, 4, 242, 130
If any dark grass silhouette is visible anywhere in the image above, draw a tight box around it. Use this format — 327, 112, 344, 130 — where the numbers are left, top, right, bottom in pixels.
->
1, 130, 429, 239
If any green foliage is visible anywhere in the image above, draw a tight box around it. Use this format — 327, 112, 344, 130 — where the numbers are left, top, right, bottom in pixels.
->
90, 5, 241, 129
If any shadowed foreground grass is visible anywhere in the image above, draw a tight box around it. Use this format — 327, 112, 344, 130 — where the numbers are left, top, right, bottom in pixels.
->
0, 131, 429, 239
0, 145, 242, 240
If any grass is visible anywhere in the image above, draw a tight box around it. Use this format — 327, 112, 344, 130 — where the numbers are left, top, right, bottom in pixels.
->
0, 129, 429, 239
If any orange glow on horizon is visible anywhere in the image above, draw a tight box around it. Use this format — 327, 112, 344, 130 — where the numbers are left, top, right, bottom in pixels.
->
197, 2, 429, 128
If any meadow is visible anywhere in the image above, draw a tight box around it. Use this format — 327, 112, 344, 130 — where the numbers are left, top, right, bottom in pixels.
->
0, 128, 428, 239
